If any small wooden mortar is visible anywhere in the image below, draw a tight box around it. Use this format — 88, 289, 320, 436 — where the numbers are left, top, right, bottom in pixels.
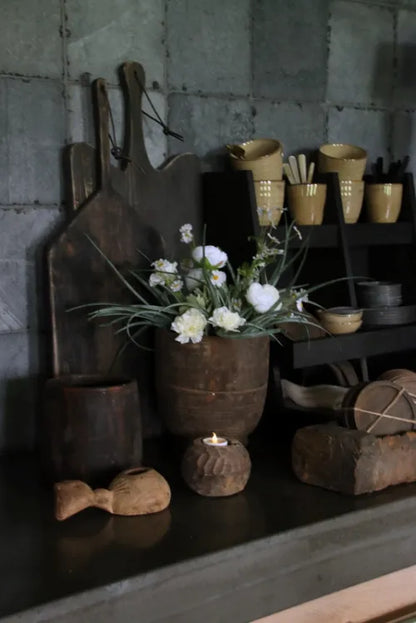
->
181, 438, 251, 497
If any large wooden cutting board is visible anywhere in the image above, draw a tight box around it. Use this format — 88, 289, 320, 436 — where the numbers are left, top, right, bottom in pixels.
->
48, 69, 202, 434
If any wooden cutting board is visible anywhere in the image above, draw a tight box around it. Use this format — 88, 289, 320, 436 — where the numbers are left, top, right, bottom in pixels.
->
48, 68, 202, 434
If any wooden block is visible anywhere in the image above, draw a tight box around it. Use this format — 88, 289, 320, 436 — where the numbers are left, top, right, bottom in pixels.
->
292, 424, 416, 495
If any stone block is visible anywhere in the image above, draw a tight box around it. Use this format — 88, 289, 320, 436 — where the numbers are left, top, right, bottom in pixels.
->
253, 101, 326, 158
292, 424, 416, 495
0, 206, 63, 261
328, 107, 390, 173
0, 0, 61, 77
67, 84, 167, 169
396, 9, 416, 108
0, 78, 65, 205
0, 261, 37, 333
66, 0, 165, 86
327, 1, 394, 107
167, 0, 250, 95
252, 0, 329, 101
0, 332, 41, 454
167, 94, 252, 171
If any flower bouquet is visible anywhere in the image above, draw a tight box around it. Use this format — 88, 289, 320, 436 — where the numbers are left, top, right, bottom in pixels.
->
84, 221, 327, 442
86, 221, 318, 346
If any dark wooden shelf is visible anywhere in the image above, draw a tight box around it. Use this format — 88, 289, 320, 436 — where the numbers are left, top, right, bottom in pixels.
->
286, 324, 416, 368
275, 222, 414, 249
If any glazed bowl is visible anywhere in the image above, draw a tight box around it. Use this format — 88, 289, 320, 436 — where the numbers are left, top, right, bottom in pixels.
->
228, 138, 283, 181
287, 183, 326, 225
340, 180, 364, 223
253, 180, 285, 226
318, 143, 367, 180
316, 307, 363, 334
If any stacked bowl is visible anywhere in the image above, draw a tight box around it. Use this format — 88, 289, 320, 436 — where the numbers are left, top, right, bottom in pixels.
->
318, 143, 367, 223
228, 139, 284, 227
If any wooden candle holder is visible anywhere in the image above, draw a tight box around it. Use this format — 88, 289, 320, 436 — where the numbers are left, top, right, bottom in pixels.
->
181, 438, 251, 497
54, 467, 171, 520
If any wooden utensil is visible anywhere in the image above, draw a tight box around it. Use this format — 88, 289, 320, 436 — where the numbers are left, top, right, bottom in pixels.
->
283, 163, 296, 185
307, 162, 315, 183
289, 155, 301, 184
298, 154, 307, 184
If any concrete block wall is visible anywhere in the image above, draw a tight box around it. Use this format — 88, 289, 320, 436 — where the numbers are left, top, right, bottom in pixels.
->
0, 0, 415, 453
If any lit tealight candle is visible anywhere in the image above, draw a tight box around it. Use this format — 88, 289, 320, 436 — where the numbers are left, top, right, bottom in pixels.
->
202, 432, 228, 447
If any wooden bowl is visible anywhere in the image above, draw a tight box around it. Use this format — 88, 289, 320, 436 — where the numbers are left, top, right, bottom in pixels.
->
318, 143, 367, 180
229, 138, 283, 180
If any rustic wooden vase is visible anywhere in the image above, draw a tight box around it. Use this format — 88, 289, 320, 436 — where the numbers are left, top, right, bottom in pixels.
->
155, 330, 270, 443
181, 438, 251, 497
43, 375, 142, 486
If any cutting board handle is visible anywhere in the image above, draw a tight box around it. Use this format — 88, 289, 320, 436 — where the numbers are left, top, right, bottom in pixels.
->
121, 61, 152, 174
93, 78, 112, 190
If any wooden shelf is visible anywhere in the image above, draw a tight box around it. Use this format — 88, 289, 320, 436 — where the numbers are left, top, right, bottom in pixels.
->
285, 325, 416, 368
275, 222, 414, 249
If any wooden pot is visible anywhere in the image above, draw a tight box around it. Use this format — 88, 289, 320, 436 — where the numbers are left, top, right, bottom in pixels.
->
43, 375, 142, 486
155, 330, 269, 443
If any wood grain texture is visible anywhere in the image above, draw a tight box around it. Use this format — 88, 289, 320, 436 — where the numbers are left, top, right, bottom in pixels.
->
181, 438, 251, 497
155, 329, 269, 443
49, 62, 203, 436
292, 424, 416, 494
55, 467, 171, 520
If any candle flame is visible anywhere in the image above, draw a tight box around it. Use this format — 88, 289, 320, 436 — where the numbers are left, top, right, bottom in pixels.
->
211, 432, 218, 443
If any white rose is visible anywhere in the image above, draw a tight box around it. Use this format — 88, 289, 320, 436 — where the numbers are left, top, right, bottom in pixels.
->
171, 308, 207, 344
246, 282, 282, 313
192, 245, 228, 268
185, 268, 203, 291
210, 270, 226, 287
209, 307, 246, 332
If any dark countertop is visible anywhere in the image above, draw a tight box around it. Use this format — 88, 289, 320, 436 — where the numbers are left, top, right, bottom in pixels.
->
2, 434, 416, 623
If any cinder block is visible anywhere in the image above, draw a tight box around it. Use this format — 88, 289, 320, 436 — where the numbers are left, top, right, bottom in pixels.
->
0, 0, 61, 77
167, 0, 250, 95
0, 332, 41, 454
327, 1, 394, 107
66, 0, 165, 86
328, 107, 390, 173
252, 0, 329, 101
0, 206, 63, 261
253, 101, 326, 158
0, 261, 37, 333
396, 9, 416, 108
1, 78, 65, 205
391, 111, 416, 177
167, 94, 252, 171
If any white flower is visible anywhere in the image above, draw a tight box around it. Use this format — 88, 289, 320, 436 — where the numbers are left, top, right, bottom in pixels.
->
170, 278, 183, 293
192, 245, 228, 268
231, 297, 242, 312
171, 308, 207, 344
295, 289, 309, 312
149, 272, 164, 287
185, 268, 203, 291
246, 282, 282, 313
151, 258, 178, 274
210, 270, 226, 287
179, 223, 193, 244
209, 306, 246, 332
